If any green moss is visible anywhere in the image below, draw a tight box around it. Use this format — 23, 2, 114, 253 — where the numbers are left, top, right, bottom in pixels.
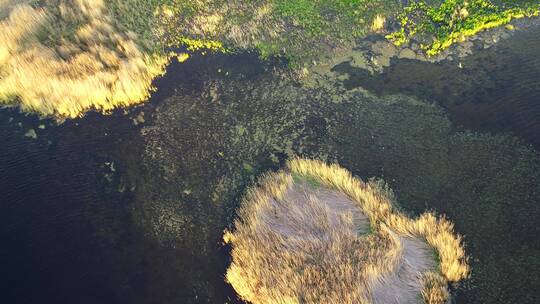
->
269, 0, 399, 63
291, 172, 323, 188
142, 0, 401, 65
387, 0, 540, 56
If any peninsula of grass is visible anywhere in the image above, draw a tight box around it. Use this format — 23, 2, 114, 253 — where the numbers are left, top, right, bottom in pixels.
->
224, 158, 469, 304
0, 0, 222, 119
2, 0, 537, 118
0, 0, 393, 118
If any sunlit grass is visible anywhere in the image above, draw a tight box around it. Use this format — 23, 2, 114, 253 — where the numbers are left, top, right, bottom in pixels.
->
0, 0, 169, 119
289, 158, 470, 282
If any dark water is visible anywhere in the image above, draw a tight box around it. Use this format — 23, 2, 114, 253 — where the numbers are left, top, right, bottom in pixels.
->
1, 25, 540, 304
332, 25, 540, 149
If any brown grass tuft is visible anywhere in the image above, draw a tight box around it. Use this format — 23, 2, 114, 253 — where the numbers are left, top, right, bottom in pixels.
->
421, 272, 450, 304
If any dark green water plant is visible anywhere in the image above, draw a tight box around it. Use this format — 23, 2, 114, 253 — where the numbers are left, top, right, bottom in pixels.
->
387, 0, 540, 55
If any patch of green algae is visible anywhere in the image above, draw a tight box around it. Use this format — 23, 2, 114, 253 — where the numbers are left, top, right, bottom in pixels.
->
387, 0, 540, 56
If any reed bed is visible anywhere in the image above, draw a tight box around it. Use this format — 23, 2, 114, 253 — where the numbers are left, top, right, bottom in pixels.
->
0, 0, 168, 118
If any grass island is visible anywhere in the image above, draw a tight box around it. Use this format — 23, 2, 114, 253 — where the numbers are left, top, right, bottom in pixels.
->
224, 158, 469, 304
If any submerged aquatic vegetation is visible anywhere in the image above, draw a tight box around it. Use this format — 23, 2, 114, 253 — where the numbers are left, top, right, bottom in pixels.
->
225, 158, 469, 303
136, 66, 313, 245
325, 89, 540, 303
387, 0, 540, 56
135, 54, 540, 302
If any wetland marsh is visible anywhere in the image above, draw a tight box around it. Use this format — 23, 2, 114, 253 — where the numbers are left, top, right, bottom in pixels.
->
1, 1, 540, 303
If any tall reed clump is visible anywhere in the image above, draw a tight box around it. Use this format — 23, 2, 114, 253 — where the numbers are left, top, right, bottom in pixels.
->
225, 158, 469, 304
0, 0, 168, 119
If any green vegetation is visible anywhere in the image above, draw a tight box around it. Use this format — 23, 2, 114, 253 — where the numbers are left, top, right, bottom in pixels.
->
2, 0, 538, 118
107, 0, 224, 52
273, 0, 392, 36
291, 172, 322, 188
143, 0, 400, 63
387, 0, 540, 56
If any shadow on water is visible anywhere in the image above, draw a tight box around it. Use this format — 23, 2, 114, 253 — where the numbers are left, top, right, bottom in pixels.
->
332, 24, 540, 149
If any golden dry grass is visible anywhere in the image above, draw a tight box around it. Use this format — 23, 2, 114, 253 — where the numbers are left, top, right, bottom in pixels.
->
288, 158, 470, 282
421, 272, 450, 304
0, 0, 168, 118
225, 158, 469, 304
371, 14, 386, 32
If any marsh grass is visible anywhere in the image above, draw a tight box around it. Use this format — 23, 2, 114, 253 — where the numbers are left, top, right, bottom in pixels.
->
2, 0, 535, 118
225, 158, 469, 303
421, 272, 450, 304
0, 0, 169, 118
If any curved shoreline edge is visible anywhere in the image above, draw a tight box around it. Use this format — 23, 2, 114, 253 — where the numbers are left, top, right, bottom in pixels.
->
224, 158, 469, 304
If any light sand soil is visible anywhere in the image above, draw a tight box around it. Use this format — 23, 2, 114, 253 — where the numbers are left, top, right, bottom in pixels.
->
370, 236, 436, 304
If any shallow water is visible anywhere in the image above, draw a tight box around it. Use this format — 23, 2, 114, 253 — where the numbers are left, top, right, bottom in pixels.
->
333, 24, 540, 149
1, 24, 540, 304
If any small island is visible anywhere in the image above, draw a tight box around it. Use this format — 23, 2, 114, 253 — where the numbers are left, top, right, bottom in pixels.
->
224, 158, 469, 304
